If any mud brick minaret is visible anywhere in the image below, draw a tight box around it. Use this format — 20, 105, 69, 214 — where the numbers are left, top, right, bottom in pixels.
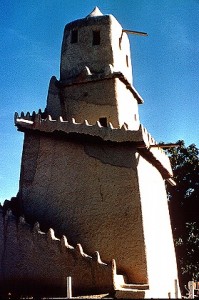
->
14, 7, 180, 298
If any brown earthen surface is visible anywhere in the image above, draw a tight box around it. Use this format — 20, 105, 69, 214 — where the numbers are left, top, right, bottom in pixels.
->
19, 132, 148, 284
0, 208, 114, 297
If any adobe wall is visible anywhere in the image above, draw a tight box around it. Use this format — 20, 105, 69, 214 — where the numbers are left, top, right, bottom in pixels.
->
19, 131, 148, 284
60, 78, 139, 130
115, 78, 140, 130
137, 155, 180, 298
0, 207, 114, 297
60, 14, 132, 84
61, 15, 114, 80
61, 78, 119, 126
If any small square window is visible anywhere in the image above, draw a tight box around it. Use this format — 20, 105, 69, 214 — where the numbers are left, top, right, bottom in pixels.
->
71, 30, 78, 43
93, 31, 100, 45
99, 117, 107, 127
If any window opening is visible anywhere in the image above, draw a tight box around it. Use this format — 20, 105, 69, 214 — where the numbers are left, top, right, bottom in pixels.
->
93, 31, 100, 45
99, 117, 108, 127
119, 32, 123, 49
71, 30, 78, 43
126, 55, 129, 67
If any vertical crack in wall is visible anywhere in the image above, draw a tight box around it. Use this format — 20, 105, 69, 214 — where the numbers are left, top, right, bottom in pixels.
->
100, 184, 103, 202
98, 178, 104, 202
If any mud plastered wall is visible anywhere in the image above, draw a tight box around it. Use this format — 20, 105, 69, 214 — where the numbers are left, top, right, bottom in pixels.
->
60, 14, 132, 84
60, 78, 140, 130
0, 208, 113, 297
137, 155, 179, 298
19, 131, 148, 284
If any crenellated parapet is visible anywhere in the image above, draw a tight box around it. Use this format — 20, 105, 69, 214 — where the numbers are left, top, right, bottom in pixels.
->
58, 69, 144, 104
14, 112, 173, 179
0, 207, 115, 297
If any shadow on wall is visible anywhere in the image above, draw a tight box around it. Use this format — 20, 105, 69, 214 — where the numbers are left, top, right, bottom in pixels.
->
0, 206, 114, 297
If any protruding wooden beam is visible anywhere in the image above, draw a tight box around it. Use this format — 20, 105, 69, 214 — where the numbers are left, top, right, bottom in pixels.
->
166, 178, 176, 186
123, 29, 148, 36
150, 143, 181, 149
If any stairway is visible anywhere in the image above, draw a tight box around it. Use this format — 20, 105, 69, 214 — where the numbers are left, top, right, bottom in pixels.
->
114, 274, 150, 299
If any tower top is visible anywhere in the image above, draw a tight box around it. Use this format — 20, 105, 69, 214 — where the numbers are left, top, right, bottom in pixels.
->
86, 7, 103, 18
60, 7, 133, 84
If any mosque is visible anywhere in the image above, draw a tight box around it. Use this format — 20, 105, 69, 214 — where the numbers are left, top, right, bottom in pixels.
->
0, 7, 180, 299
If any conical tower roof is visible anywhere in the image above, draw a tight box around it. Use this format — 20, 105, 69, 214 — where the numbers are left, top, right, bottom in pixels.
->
86, 6, 103, 18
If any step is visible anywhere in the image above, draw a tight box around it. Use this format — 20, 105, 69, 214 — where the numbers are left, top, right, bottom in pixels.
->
115, 289, 146, 299
121, 283, 149, 290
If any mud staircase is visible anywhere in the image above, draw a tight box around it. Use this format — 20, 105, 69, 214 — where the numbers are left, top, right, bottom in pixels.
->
113, 273, 150, 299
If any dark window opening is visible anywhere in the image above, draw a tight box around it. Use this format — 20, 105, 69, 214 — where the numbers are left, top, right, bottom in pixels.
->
71, 30, 78, 43
126, 55, 129, 67
99, 117, 108, 127
93, 31, 100, 45
119, 36, 122, 49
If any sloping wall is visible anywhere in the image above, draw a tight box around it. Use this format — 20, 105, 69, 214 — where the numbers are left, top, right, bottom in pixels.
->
0, 207, 114, 297
19, 132, 148, 284
137, 155, 180, 298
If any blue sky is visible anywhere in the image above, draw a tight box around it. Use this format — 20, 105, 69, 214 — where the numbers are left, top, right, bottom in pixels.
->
0, 0, 199, 203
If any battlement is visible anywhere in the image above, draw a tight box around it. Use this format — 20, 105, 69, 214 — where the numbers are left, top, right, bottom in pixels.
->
0, 206, 115, 296
15, 111, 173, 179
58, 69, 143, 104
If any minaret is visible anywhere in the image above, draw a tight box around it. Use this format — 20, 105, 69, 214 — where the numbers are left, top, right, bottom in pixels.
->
60, 7, 133, 84
15, 7, 180, 298
46, 7, 143, 130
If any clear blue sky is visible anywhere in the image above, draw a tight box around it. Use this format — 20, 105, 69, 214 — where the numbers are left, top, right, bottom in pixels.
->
0, 0, 199, 203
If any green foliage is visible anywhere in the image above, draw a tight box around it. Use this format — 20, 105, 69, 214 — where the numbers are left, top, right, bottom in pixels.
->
165, 140, 199, 293
175, 223, 199, 279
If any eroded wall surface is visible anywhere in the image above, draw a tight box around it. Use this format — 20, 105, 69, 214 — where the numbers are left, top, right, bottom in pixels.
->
60, 78, 140, 130
60, 14, 132, 84
19, 131, 148, 284
0, 208, 114, 297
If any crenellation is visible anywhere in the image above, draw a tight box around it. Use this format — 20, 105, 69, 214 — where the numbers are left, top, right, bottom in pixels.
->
32, 111, 36, 120
120, 123, 128, 131
58, 116, 64, 122
47, 114, 53, 121
104, 64, 114, 76
15, 114, 173, 178
81, 66, 92, 77
108, 122, 114, 129
93, 251, 107, 265
19, 216, 25, 224
71, 117, 81, 125
0, 208, 116, 296
34, 113, 41, 124
5, 208, 13, 219
47, 228, 59, 241
26, 112, 31, 118
76, 243, 92, 259
14, 112, 18, 123
83, 119, 91, 126
95, 120, 103, 128
33, 221, 41, 233
148, 132, 155, 147
60, 235, 74, 250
